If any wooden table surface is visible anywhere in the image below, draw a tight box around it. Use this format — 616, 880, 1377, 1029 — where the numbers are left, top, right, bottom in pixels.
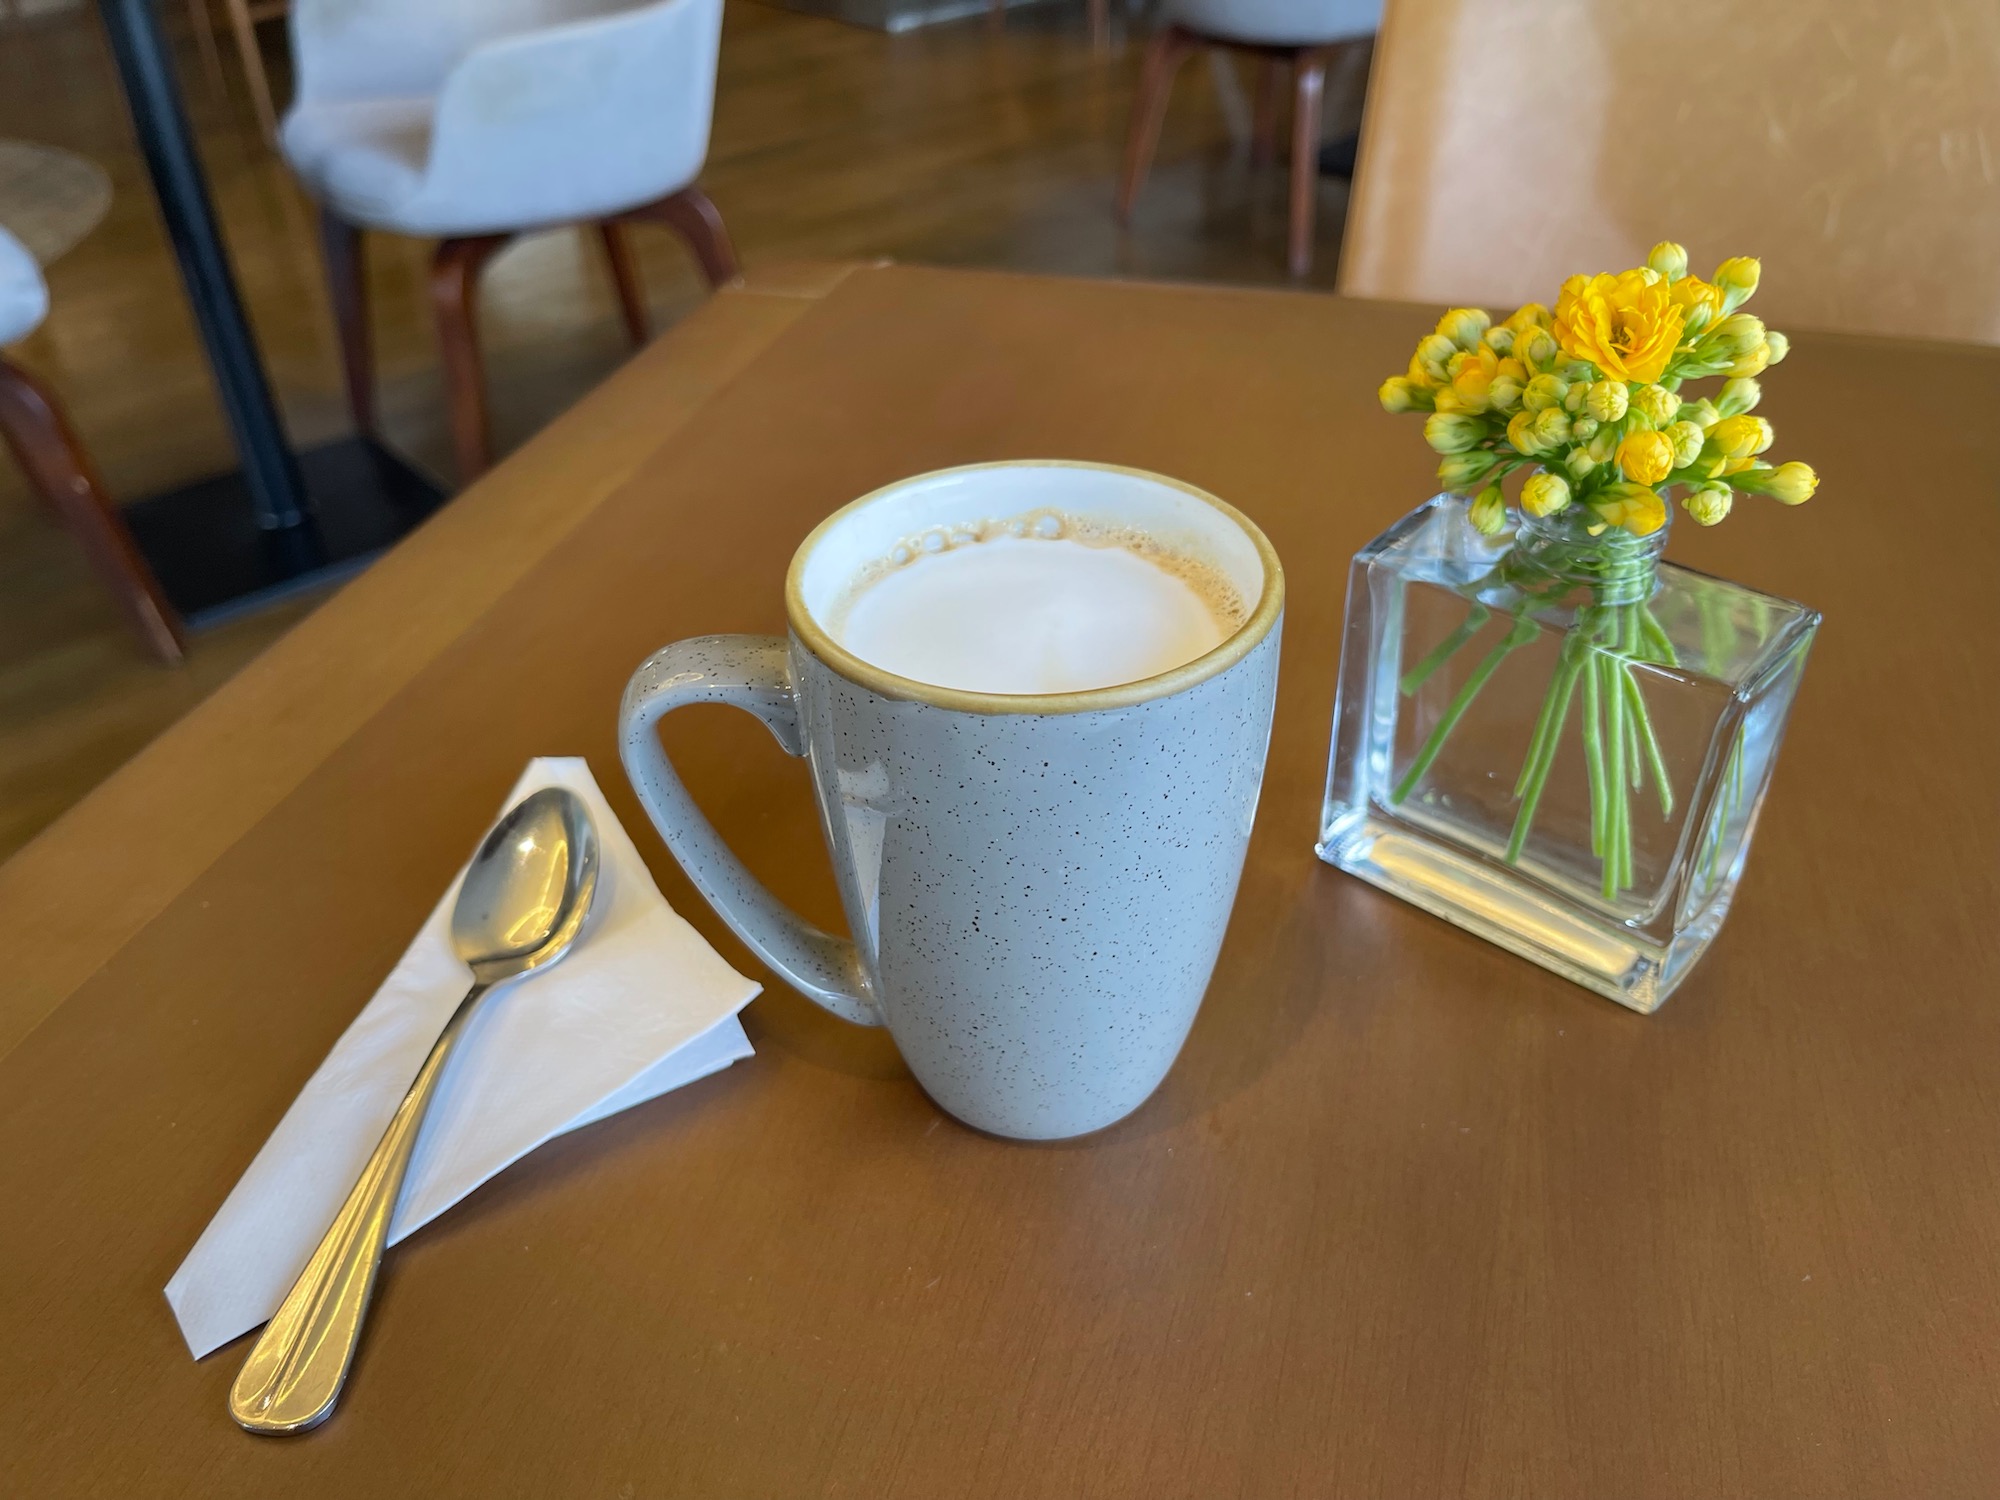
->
2, 264, 1994, 1499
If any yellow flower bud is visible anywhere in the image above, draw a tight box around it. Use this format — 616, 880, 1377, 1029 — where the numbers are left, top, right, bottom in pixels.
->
1764, 330, 1790, 365
1591, 481, 1668, 537
1716, 377, 1761, 417
1683, 482, 1733, 526
1432, 387, 1472, 415
1616, 429, 1675, 486
1437, 308, 1492, 353
1517, 327, 1560, 371
1682, 397, 1721, 431
1587, 426, 1619, 463
1424, 412, 1487, 454
1438, 450, 1500, 492
1585, 381, 1629, 423
1566, 448, 1599, 481
1521, 471, 1571, 518
1523, 373, 1569, 412
1446, 349, 1475, 380
1415, 334, 1456, 383
1666, 419, 1706, 469
1727, 342, 1772, 378
1714, 256, 1761, 310
1632, 384, 1682, 426
1713, 313, 1766, 358
1406, 352, 1439, 391
1504, 302, 1551, 334
1483, 325, 1516, 357
1532, 407, 1573, 450
1506, 410, 1542, 456
1488, 374, 1525, 413
1647, 241, 1689, 280
1571, 415, 1600, 442
1712, 414, 1774, 459
1741, 460, 1819, 505
1378, 376, 1423, 413
1469, 483, 1507, 535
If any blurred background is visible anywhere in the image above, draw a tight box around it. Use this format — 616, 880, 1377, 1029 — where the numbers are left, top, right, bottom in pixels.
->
1, 0, 1994, 861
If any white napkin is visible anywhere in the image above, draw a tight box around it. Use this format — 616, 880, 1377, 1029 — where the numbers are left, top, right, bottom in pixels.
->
166, 757, 759, 1359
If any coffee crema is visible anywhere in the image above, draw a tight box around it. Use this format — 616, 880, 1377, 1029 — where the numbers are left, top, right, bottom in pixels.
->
827, 510, 1245, 695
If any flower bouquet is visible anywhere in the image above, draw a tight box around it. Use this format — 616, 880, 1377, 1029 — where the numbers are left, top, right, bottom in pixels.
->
1318, 245, 1822, 1012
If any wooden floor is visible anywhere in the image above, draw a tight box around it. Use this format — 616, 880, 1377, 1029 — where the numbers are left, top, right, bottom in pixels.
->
0, 0, 1365, 861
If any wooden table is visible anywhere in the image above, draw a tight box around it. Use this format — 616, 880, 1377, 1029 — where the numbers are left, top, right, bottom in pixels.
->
3, 264, 1994, 1498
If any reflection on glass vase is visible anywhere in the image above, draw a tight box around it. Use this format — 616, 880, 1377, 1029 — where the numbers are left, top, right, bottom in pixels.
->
1318, 494, 1819, 1012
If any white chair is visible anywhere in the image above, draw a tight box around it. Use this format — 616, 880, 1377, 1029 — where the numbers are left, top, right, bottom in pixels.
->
1116, 0, 1380, 277
0, 226, 183, 662
279, 0, 738, 481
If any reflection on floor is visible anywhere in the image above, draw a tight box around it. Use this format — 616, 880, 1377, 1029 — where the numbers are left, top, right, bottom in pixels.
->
0, 0, 1366, 859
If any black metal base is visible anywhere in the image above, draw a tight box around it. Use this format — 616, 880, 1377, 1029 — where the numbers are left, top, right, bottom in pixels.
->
122, 437, 447, 627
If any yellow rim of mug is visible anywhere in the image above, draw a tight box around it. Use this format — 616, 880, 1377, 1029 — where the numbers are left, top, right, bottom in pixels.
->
784, 460, 1286, 716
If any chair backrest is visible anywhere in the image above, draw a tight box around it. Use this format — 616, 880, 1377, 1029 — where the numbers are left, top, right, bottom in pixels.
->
0, 225, 50, 347
292, 0, 643, 103
1340, 0, 2000, 345
1164, 0, 1378, 48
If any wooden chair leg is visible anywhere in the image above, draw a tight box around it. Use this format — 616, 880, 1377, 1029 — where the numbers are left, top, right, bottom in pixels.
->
317, 210, 374, 437
430, 234, 512, 484
186, 0, 225, 93
0, 358, 184, 663
596, 224, 650, 346
222, 0, 280, 143
623, 187, 738, 290
1116, 26, 1199, 224
1250, 56, 1282, 167
1287, 52, 1327, 278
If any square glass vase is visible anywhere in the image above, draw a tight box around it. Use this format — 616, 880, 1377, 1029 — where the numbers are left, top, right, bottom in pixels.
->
1317, 494, 1819, 1013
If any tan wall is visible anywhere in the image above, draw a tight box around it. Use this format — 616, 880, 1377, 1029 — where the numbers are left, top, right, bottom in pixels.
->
1340, 0, 2000, 344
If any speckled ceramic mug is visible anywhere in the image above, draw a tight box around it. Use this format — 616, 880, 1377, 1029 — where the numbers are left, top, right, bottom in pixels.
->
619, 462, 1283, 1139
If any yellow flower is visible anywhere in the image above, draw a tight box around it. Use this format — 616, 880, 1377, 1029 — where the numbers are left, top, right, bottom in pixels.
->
1531, 408, 1573, 450
1504, 302, 1552, 334
1506, 410, 1542, 455
1715, 256, 1761, 309
1665, 419, 1706, 469
1591, 482, 1668, 537
1439, 450, 1500, 492
1488, 374, 1526, 413
1415, 334, 1456, 383
1727, 342, 1772, 378
1668, 275, 1723, 333
1712, 313, 1766, 358
1683, 482, 1734, 526
1483, 325, 1517, 357
1632, 384, 1682, 426
1437, 308, 1492, 352
1469, 483, 1508, 535
1521, 471, 1571, 517
1406, 352, 1440, 391
1424, 412, 1487, 453
1716, 377, 1761, 416
1741, 460, 1819, 505
1516, 326, 1561, 372
1713, 414, 1774, 459
1523, 373, 1569, 412
1647, 241, 1689, 280
1585, 380, 1629, 423
1554, 269, 1685, 384
1379, 376, 1423, 413
1617, 429, 1676, 485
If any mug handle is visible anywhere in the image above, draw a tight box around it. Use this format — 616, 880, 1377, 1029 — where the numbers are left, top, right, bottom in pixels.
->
618, 635, 881, 1026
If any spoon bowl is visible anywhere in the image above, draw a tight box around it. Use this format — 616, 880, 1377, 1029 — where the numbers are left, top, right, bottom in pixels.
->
453, 786, 600, 984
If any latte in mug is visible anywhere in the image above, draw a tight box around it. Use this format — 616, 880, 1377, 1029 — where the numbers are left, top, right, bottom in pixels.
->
828, 512, 1246, 695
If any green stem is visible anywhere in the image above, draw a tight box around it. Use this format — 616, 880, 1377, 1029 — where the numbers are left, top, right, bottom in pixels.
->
1400, 603, 1490, 696
1505, 644, 1583, 863
1639, 606, 1676, 666
1598, 648, 1627, 899
1391, 615, 1536, 804
1621, 663, 1674, 818
1581, 645, 1607, 858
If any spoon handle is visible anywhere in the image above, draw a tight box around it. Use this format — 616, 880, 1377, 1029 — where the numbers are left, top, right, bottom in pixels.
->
230, 982, 490, 1434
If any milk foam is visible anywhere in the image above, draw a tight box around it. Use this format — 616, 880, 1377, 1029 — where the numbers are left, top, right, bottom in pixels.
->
830, 514, 1242, 695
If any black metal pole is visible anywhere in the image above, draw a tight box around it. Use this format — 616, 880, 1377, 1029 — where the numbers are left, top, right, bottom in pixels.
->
96, 0, 308, 531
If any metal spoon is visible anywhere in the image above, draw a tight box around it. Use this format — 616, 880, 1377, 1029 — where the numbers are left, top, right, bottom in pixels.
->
230, 786, 600, 1435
